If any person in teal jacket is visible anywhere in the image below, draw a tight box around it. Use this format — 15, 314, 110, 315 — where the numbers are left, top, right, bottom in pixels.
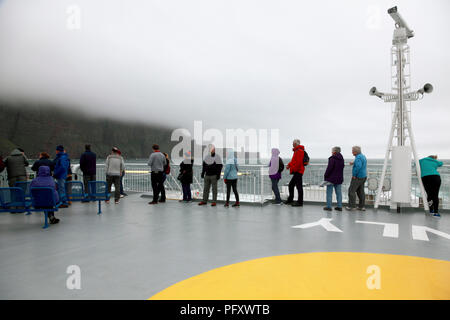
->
419, 155, 443, 216
223, 149, 240, 207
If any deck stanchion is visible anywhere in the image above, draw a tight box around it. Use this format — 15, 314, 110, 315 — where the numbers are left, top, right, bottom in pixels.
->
43, 211, 49, 229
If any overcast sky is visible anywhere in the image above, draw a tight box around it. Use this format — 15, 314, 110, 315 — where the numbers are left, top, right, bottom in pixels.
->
0, 0, 449, 159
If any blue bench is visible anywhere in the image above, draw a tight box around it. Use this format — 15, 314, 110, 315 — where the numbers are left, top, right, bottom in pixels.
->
0, 187, 32, 215
65, 181, 89, 202
30, 187, 62, 229
88, 181, 110, 214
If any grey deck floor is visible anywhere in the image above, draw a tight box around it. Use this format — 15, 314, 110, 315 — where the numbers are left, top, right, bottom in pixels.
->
0, 194, 449, 300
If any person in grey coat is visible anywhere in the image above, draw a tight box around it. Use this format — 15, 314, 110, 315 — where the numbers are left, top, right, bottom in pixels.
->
4, 148, 29, 187
148, 144, 167, 204
105, 147, 125, 204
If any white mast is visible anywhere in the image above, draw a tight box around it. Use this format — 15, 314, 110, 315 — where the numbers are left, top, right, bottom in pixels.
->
369, 6, 433, 213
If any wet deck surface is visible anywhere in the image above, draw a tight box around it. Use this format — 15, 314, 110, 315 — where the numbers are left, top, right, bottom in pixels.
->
0, 193, 449, 299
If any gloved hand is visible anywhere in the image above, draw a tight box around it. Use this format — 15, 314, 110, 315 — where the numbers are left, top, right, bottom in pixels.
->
224, 179, 227, 184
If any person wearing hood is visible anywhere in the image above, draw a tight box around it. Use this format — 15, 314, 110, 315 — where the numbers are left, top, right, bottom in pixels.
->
32, 152, 54, 174
178, 151, 194, 202
323, 146, 345, 211
285, 139, 305, 207
223, 149, 240, 207
268, 148, 284, 205
30, 166, 60, 224
198, 144, 223, 206
419, 155, 443, 217
4, 148, 29, 187
53, 145, 70, 208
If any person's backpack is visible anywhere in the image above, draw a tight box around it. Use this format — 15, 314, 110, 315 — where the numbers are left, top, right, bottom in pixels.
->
278, 157, 284, 173
303, 151, 310, 166
164, 160, 171, 174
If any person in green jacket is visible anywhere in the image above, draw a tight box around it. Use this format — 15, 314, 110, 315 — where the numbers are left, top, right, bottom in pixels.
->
419, 155, 443, 216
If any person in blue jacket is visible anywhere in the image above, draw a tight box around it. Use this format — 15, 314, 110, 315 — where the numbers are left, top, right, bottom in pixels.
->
223, 149, 240, 207
30, 166, 60, 224
53, 145, 70, 208
346, 146, 367, 211
419, 155, 443, 216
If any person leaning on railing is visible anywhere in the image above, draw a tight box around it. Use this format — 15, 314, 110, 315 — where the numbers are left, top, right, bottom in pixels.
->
419, 155, 443, 217
198, 144, 223, 207
223, 149, 240, 208
147, 144, 167, 205
3, 148, 29, 187
79, 144, 97, 201
31, 152, 55, 175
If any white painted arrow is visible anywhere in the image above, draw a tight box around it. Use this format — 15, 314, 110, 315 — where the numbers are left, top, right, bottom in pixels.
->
292, 218, 343, 233
411, 225, 450, 241
355, 221, 399, 238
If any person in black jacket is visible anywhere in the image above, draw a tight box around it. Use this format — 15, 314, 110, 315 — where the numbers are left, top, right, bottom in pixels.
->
79, 144, 97, 197
198, 144, 223, 206
32, 152, 55, 174
178, 152, 194, 202
159, 152, 170, 202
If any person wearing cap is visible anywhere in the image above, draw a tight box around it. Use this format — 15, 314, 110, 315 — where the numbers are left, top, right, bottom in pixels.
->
79, 144, 97, 199
105, 147, 125, 204
178, 151, 194, 202
4, 147, 29, 187
53, 145, 70, 207
147, 144, 167, 204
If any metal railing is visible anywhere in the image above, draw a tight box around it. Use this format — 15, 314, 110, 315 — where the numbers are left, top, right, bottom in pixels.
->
1, 163, 449, 209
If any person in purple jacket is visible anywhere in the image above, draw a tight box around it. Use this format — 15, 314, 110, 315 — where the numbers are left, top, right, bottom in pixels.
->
268, 148, 284, 205
323, 146, 345, 211
30, 166, 60, 224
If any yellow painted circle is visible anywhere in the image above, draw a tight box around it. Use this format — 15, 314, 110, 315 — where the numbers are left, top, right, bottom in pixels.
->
149, 252, 450, 300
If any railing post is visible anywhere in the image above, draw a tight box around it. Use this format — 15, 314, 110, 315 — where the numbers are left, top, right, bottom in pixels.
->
260, 166, 264, 205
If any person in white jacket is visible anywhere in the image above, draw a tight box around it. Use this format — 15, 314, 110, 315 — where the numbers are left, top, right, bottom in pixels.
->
105, 147, 125, 204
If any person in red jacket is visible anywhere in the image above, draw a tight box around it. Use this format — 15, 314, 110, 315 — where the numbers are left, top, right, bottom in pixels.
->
285, 139, 305, 206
